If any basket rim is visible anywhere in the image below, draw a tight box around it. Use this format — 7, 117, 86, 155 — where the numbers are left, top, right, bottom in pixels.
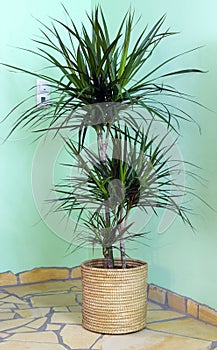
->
81, 258, 148, 271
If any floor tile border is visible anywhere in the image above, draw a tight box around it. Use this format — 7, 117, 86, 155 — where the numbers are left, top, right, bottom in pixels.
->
148, 284, 217, 328
0, 267, 216, 328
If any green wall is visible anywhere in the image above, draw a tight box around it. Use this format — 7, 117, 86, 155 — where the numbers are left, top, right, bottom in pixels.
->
1, 0, 217, 311
94, 0, 217, 310
0, 0, 92, 273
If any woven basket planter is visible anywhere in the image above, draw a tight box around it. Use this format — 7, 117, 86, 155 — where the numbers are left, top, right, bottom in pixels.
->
81, 258, 148, 334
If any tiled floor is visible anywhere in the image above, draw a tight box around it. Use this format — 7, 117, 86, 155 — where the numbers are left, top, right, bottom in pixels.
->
0, 279, 216, 349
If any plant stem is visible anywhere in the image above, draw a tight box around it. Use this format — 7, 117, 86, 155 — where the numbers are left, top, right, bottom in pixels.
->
120, 238, 126, 268
98, 126, 114, 268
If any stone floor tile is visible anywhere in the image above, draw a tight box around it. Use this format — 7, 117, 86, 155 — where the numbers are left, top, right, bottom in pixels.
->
0, 313, 15, 321
147, 301, 163, 310
15, 308, 50, 318
0, 332, 9, 338
0, 319, 30, 332
60, 324, 101, 348
0, 341, 66, 349
6, 326, 38, 333
99, 329, 212, 350
0, 309, 12, 313
1, 296, 28, 305
68, 305, 82, 312
0, 303, 16, 309
51, 311, 81, 324
147, 310, 185, 323
4, 280, 79, 298
46, 324, 61, 331
31, 292, 77, 307
148, 317, 217, 341
0, 293, 8, 299
25, 317, 47, 329
53, 306, 69, 312
9, 331, 58, 343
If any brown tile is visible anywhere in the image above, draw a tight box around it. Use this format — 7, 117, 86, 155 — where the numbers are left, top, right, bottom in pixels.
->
187, 299, 198, 318
100, 329, 212, 350
0, 272, 17, 286
199, 304, 217, 326
148, 284, 166, 304
70, 266, 81, 278
19, 268, 69, 284
167, 291, 186, 313
148, 317, 217, 341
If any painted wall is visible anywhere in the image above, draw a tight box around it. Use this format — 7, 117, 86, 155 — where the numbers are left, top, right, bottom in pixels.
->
1, 0, 217, 311
0, 0, 92, 273
93, 0, 217, 310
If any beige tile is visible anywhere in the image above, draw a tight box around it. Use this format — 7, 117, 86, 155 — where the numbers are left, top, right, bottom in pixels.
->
60, 324, 100, 348
19, 268, 69, 284
4, 280, 76, 297
148, 317, 217, 341
0, 313, 15, 320
0, 333, 9, 339
0, 319, 30, 332
0, 341, 66, 349
148, 284, 166, 304
0, 309, 12, 313
0, 272, 17, 286
16, 308, 50, 318
53, 306, 69, 312
70, 266, 81, 278
147, 310, 184, 323
167, 291, 186, 313
7, 326, 38, 333
26, 317, 47, 329
147, 301, 163, 310
31, 292, 77, 307
2, 296, 28, 305
187, 299, 198, 318
0, 303, 16, 309
99, 329, 212, 350
46, 324, 61, 331
68, 305, 82, 312
199, 304, 217, 326
9, 331, 58, 343
0, 293, 8, 299
51, 311, 81, 324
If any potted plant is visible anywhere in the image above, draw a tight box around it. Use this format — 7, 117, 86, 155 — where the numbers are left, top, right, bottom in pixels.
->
2, 6, 206, 334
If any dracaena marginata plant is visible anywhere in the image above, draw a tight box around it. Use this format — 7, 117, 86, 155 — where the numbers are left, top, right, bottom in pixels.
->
3, 6, 206, 268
